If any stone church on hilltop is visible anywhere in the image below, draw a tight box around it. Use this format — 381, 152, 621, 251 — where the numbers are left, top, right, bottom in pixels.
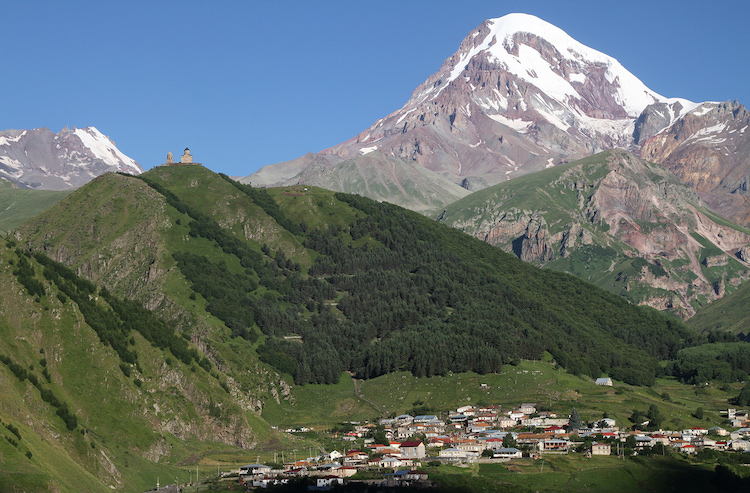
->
163, 148, 201, 166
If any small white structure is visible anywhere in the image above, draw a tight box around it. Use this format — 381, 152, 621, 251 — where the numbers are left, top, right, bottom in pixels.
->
595, 377, 613, 386
494, 447, 523, 459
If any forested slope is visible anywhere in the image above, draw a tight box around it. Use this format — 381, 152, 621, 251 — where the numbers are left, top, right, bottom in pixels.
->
18, 166, 695, 391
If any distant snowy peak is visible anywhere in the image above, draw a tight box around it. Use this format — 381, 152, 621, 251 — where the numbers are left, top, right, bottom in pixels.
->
410, 13, 695, 122
0, 126, 142, 190
332, 13, 700, 175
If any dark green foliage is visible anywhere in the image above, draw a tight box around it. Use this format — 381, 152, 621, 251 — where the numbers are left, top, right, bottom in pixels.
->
630, 404, 664, 430
1, 352, 79, 432
198, 357, 212, 372
666, 342, 750, 384
734, 383, 750, 406
128, 174, 695, 386
172, 252, 259, 341
34, 252, 202, 367
219, 174, 301, 235
11, 250, 45, 298
569, 408, 582, 431
5, 423, 21, 440
257, 340, 298, 376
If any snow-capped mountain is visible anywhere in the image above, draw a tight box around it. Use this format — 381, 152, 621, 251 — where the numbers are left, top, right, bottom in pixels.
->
245, 13, 703, 209
0, 126, 142, 189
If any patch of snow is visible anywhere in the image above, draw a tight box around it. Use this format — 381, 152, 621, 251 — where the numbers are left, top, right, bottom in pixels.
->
0, 131, 26, 147
690, 104, 714, 117
740, 125, 748, 133
0, 157, 24, 178
545, 158, 555, 168
568, 73, 585, 83
397, 108, 416, 124
359, 146, 378, 155
487, 114, 532, 132
73, 127, 142, 174
686, 123, 728, 144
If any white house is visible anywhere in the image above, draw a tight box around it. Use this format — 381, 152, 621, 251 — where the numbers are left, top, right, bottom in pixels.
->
439, 448, 469, 459
316, 476, 344, 488
239, 464, 272, 476
595, 377, 613, 386
494, 447, 522, 459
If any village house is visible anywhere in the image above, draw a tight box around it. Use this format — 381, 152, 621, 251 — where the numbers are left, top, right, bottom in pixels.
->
519, 403, 537, 414
316, 476, 344, 489
456, 405, 476, 416
542, 438, 570, 453
590, 442, 611, 456
239, 463, 272, 477
251, 477, 287, 489
439, 448, 472, 461
494, 447, 523, 459
709, 426, 728, 436
544, 425, 566, 435
400, 440, 426, 459
595, 377, 613, 386
456, 440, 485, 455
683, 427, 708, 436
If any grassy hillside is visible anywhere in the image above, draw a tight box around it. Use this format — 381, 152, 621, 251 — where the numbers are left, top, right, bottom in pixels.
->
0, 241, 290, 492
687, 281, 750, 336
0, 178, 69, 234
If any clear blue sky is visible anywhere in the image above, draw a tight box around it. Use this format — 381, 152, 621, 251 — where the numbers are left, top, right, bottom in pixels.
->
3, 0, 748, 177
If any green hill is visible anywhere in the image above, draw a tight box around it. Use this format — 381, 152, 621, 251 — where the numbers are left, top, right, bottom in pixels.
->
17, 166, 691, 388
0, 178, 69, 235
0, 241, 288, 492
687, 280, 750, 336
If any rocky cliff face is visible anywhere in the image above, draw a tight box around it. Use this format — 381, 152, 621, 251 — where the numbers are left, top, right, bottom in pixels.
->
439, 150, 750, 317
0, 126, 142, 190
641, 100, 750, 227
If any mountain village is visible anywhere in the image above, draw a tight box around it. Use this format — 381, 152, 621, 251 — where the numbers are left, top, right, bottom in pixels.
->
231, 398, 750, 490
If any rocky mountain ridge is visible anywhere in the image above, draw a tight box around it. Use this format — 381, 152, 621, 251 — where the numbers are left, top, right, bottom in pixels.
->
0, 126, 142, 190
642, 100, 750, 227
438, 150, 750, 317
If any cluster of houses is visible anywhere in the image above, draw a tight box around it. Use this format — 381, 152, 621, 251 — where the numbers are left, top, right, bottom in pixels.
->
237, 403, 750, 489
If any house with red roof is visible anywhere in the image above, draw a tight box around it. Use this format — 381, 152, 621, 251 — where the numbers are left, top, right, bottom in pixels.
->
400, 440, 426, 459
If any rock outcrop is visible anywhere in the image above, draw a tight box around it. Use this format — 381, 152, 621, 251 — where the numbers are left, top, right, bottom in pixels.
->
439, 150, 750, 317
642, 100, 750, 226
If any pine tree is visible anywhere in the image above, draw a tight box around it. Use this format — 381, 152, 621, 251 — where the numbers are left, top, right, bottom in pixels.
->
569, 408, 582, 431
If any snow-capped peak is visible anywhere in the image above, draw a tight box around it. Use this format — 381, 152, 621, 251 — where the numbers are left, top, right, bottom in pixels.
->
426, 13, 693, 118
73, 127, 142, 175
